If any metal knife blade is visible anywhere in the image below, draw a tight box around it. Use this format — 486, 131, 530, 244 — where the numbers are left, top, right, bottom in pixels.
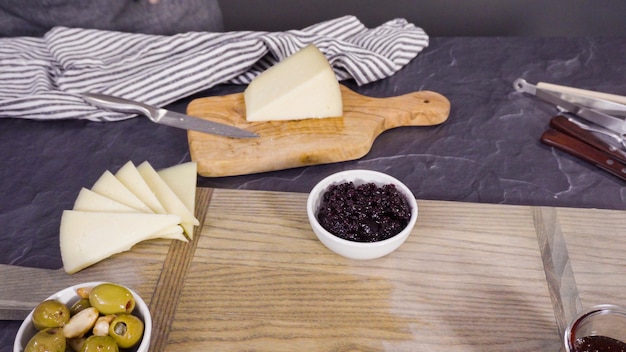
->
537, 90, 626, 134
82, 93, 258, 138
541, 129, 626, 182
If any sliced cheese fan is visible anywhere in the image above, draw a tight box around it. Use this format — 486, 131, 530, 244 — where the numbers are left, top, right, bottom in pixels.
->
60, 161, 198, 274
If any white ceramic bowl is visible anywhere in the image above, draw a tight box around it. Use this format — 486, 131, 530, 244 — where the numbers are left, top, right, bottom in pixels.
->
307, 169, 418, 260
14, 281, 152, 352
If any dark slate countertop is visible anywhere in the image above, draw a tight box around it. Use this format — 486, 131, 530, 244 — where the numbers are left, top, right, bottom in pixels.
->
2, 36, 626, 348
196, 36, 626, 205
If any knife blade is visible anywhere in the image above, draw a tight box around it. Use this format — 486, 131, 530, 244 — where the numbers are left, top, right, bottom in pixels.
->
541, 129, 626, 182
535, 90, 626, 134
82, 93, 258, 138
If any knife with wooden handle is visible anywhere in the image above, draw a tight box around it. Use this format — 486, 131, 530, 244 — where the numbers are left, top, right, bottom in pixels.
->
538, 82, 626, 106
541, 128, 626, 182
549, 115, 626, 164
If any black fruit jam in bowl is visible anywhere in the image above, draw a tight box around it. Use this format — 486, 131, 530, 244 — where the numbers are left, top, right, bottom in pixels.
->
307, 170, 418, 260
564, 304, 626, 352
317, 182, 411, 242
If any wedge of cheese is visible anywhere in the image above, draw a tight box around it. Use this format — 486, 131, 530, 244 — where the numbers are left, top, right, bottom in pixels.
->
91, 171, 153, 213
137, 161, 199, 239
157, 161, 197, 215
244, 44, 343, 122
115, 161, 166, 214
60, 211, 181, 274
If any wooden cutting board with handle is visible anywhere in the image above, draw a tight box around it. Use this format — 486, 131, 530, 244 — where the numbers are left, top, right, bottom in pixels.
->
187, 85, 450, 177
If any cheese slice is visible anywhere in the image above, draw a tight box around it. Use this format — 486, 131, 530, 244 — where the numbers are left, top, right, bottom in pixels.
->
115, 161, 166, 214
60, 211, 181, 274
137, 161, 199, 239
157, 161, 197, 215
72, 188, 187, 241
72, 188, 187, 245
73, 188, 139, 212
90, 170, 153, 213
244, 44, 343, 121
153, 225, 188, 242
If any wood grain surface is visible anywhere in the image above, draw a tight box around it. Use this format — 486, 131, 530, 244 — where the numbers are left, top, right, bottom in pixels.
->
4, 188, 626, 351
187, 85, 450, 177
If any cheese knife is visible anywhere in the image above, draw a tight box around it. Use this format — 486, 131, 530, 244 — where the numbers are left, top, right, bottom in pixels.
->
536, 90, 626, 132
514, 78, 626, 133
82, 93, 258, 138
541, 128, 626, 182
536, 81, 626, 106
550, 115, 626, 163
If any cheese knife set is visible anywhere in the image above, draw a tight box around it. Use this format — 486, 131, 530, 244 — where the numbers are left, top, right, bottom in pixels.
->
514, 78, 626, 182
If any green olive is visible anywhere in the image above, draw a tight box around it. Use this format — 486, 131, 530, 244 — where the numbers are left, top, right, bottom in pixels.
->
69, 298, 92, 316
80, 335, 119, 352
32, 300, 70, 330
108, 314, 144, 348
24, 327, 66, 352
88, 283, 135, 315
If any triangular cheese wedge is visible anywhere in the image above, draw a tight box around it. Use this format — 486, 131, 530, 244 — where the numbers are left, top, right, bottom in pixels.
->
157, 162, 197, 215
73, 188, 139, 212
115, 161, 167, 214
137, 161, 199, 239
60, 211, 181, 274
244, 44, 343, 121
91, 171, 153, 213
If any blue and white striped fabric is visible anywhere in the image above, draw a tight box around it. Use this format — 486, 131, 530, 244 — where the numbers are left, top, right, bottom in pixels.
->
0, 16, 428, 121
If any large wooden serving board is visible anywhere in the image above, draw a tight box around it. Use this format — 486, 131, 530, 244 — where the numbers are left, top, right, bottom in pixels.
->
187, 85, 450, 177
4, 188, 626, 351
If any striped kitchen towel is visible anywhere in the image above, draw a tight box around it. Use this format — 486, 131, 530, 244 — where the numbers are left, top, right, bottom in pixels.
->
0, 16, 428, 121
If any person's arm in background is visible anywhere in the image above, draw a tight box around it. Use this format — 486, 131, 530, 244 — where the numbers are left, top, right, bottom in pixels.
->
0, 0, 223, 37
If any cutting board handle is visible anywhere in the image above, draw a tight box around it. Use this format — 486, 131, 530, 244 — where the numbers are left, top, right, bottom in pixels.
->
341, 86, 450, 130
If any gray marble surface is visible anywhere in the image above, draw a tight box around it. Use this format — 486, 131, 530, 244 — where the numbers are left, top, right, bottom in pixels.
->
1, 36, 625, 348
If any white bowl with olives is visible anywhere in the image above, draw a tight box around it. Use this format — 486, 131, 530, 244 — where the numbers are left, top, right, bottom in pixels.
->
14, 281, 151, 352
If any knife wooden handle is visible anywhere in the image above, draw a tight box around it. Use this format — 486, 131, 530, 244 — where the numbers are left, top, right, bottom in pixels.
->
550, 115, 626, 164
538, 82, 626, 105
541, 129, 626, 182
